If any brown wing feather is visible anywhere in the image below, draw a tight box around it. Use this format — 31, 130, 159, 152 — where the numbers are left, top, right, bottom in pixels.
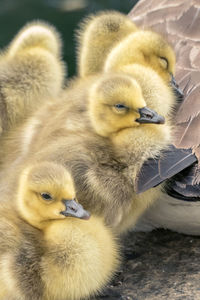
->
130, 0, 200, 186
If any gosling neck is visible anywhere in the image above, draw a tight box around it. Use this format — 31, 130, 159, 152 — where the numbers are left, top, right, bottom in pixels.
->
110, 125, 169, 169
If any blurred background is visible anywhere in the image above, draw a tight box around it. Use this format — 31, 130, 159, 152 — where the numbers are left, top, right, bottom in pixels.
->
0, 0, 138, 77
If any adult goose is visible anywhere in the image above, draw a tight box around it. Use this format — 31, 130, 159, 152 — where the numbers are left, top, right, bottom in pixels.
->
130, 0, 200, 235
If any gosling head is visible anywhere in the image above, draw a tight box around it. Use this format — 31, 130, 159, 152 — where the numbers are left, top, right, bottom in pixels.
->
104, 31, 183, 98
17, 162, 90, 229
88, 73, 165, 138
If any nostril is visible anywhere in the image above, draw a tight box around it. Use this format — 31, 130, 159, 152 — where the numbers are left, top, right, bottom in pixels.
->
145, 113, 153, 119
62, 199, 78, 212
69, 206, 77, 212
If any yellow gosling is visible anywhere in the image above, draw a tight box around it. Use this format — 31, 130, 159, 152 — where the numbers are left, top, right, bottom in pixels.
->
0, 21, 66, 134
0, 161, 119, 300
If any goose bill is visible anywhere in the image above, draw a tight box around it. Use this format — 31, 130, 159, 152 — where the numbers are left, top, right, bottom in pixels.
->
60, 199, 90, 220
136, 107, 165, 124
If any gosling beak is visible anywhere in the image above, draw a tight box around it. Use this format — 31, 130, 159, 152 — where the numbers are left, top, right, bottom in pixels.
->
170, 74, 184, 100
60, 199, 90, 220
136, 107, 165, 124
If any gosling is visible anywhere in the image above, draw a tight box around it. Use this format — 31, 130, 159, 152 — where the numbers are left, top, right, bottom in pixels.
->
76, 11, 182, 98
0, 161, 119, 300
0, 21, 65, 134
77, 10, 137, 77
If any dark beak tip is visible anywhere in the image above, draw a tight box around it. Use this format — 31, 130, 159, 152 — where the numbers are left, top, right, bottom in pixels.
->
170, 74, 184, 99
176, 88, 184, 99
158, 117, 165, 124
82, 213, 91, 220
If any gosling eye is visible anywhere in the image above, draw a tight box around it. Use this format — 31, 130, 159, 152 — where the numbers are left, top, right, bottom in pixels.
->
114, 103, 129, 113
159, 57, 169, 70
40, 192, 53, 201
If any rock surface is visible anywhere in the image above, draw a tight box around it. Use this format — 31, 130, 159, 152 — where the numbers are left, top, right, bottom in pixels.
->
93, 230, 200, 300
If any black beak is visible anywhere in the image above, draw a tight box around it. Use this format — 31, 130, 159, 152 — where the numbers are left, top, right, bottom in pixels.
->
136, 106, 165, 124
170, 74, 184, 101
60, 199, 90, 220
